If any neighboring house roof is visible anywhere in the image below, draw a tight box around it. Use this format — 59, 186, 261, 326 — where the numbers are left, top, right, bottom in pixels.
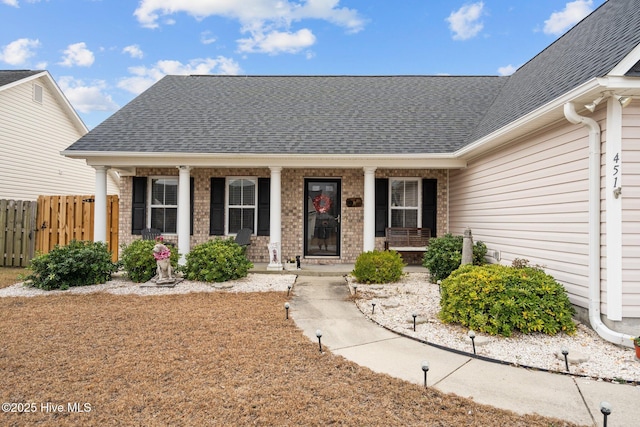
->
65, 0, 640, 158
0, 70, 43, 88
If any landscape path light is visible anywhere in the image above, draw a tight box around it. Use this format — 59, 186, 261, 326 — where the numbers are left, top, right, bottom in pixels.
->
561, 347, 569, 372
421, 360, 429, 388
316, 329, 323, 353
468, 330, 476, 355
287, 285, 292, 296
371, 301, 376, 314
600, 401, 611, 427
352, 284, 357, 295
412, 312, 417, 331
284, 302, 290, 320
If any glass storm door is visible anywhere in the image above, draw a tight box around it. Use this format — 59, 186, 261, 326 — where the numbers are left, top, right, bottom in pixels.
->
304, 179, 341, 257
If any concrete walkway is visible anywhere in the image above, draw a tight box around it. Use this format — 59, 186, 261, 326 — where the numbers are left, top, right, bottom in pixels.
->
289, 275, 639, 427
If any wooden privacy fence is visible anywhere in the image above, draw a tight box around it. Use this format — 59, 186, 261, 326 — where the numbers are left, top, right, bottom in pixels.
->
36, 195, 119, 262
0, 199, 37, 267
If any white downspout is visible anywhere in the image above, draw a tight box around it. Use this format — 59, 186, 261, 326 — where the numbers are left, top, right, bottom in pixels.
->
563, 102, 633, 348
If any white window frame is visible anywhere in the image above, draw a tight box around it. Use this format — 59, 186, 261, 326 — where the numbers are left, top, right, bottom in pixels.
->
389, 177, 421, 228
148, 176, 179, 235
226, 177, 258, 235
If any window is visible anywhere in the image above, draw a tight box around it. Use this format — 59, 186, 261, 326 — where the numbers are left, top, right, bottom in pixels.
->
227, 178, 256, 234
390, 178, 420, 228
149, 178, 178, 233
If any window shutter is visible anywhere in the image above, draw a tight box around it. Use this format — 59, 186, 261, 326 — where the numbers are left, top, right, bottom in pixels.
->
422, 179, 437, 237
257, 178, 270, 236
132, 177, 147, 235
210, 178, 225, 235
190, 177, 194, 235
375, 178, 388, 237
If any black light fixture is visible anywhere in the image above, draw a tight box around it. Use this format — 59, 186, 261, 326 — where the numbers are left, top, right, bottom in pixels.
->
412, 312, 417, 331
371, 302, 376, 314
561, 347, 570, 372
468, 330, 476, 355
287, 285, 292, 296
316, 329, 323, 353
353, 284, 357, 295
284, 302, 290, 320
421, 360, 429, 388
437, 280, 441, 294
600, 401, 611, 427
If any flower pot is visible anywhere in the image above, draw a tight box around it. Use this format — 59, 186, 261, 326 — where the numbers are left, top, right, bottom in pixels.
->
635, 343, 640, 360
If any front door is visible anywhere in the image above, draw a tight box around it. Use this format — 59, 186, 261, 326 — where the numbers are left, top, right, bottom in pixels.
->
304, 179, 341, 257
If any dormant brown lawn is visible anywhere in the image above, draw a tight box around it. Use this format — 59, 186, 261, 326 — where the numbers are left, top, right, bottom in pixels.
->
0, 270, 577, 426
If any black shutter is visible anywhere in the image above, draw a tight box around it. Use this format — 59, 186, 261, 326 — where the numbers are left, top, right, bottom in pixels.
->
132, 177, 147, 235
257, 178, 270, 236
209, 178, 225, 235
422, 179, 437, 237
190, 177, 194, 235
375, 178, 388, 237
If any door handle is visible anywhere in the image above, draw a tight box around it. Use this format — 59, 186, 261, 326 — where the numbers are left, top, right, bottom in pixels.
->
335, 214, 341, 224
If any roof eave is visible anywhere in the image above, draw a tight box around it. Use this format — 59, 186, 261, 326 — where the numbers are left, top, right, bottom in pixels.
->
60, 151, 467, 170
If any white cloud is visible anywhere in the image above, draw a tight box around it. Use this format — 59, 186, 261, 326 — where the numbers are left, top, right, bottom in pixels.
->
118, 56, 242, 95
57, 76, 119, 114
123, 44, 144, 59
201, 31, 217, 45
2, 0, 44, 5
0, 38, 40, 65
446, 2, 485, 41
498, 64, 517, 76
59, 42, 95, 67
544, 0, 593, 36
134, 0, 365, 54
238, 28, 316, 54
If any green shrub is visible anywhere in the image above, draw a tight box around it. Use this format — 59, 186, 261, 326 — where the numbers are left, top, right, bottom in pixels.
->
422, 234, 487, 283
183, 238, 253, 282
120, 239, 180, 283
352, 250, 406, 284
24, 240, 117, 290
439, 264, 576, 337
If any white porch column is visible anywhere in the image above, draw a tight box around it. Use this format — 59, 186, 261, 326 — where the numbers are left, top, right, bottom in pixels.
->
94, 166, 108, 243
268, 167, 283, 270
177, 166, 191, 265
363, 166, 377, 252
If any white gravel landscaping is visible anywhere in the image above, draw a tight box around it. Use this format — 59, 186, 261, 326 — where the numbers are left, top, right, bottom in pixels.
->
347, 272, 640, 384
3, 271, 638, 384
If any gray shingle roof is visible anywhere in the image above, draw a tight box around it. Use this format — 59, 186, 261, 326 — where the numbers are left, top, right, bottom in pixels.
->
0, 70, 43, 88
66, 0, 640, 156
67, 75, 506, 154
469, 0, 640, 144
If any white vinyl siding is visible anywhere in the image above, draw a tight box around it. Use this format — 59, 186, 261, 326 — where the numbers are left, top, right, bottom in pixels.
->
449, 121, 591, 309
620, 101, 640, 317
0, 75, 119, 200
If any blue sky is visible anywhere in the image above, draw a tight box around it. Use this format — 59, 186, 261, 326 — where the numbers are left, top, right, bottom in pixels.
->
1, 0, 606, 129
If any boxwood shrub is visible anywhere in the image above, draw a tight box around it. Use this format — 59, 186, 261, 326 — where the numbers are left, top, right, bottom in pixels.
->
352, 250, 406, 284
422, 233, 487, 283
439, 264, 576, 337
24, 240, 117, 290
183, 238, 253, 282
120, 239, 180, 283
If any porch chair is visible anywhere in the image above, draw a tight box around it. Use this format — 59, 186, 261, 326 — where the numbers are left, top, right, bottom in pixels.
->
141, 228, 162, 241
234, 228, 252, 249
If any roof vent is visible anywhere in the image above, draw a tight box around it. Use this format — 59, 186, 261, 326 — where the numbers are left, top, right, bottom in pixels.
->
33, 83, 43, 104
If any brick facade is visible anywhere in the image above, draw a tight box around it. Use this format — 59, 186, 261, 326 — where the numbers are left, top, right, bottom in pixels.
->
119, 167, 448, 265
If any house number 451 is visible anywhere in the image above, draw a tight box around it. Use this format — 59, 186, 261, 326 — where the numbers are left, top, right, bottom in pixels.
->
612, 152, 622, 198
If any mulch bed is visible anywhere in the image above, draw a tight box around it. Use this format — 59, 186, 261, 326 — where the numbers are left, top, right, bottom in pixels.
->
0, 291, 578, 426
